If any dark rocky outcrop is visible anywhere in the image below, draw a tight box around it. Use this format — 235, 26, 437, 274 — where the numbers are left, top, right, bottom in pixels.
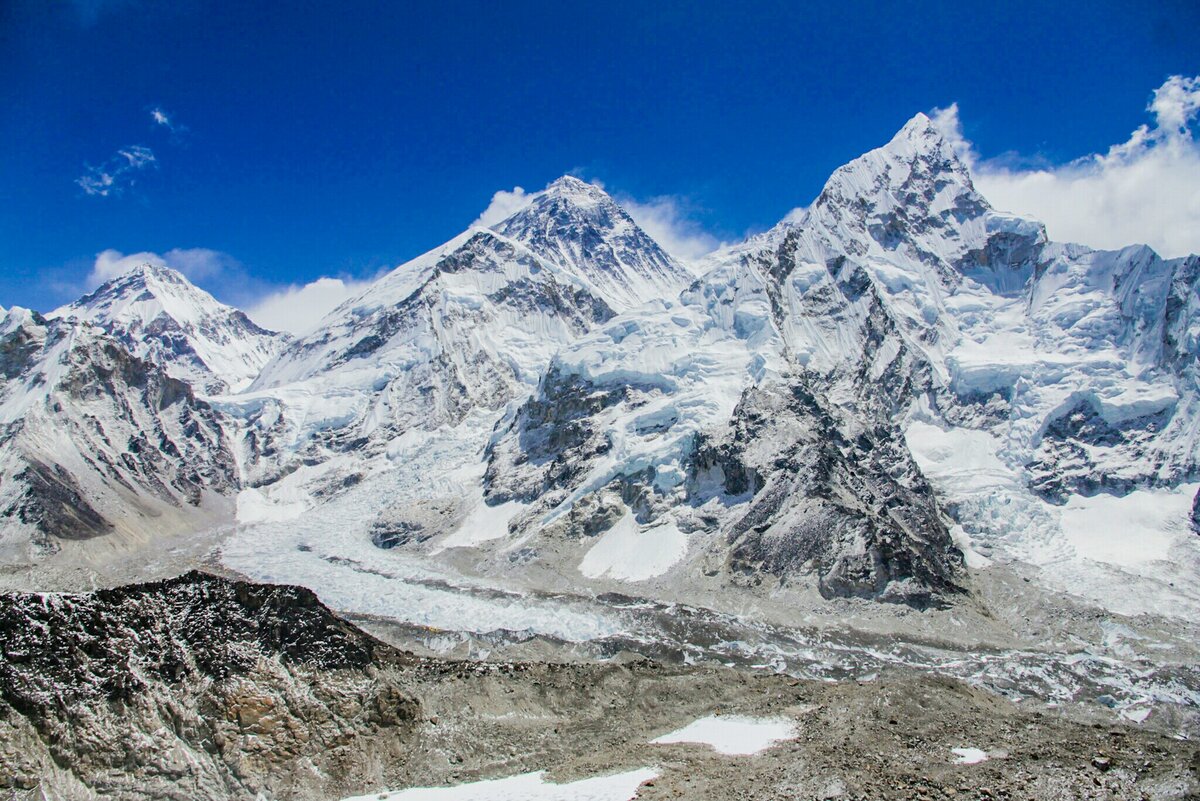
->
708, 381, 963, 607
0, 571, 420, 800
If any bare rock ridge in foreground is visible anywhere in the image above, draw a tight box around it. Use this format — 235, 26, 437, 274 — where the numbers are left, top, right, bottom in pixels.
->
1, 572, 1197, 800
0, 570, 415, 799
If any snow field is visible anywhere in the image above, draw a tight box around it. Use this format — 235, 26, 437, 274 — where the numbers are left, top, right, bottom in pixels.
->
578, 512, 689, 581
649, 715, 799, 755
337, 768, 659, 801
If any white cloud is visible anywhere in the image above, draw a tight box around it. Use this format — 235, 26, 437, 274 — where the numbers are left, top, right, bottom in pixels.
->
80, 248, 377, 335
76, 145, 156, 197
246, 277, 374, 336
150, 105, 188, 137
932, 75, 1200, 258
472, 186, 533, 228
86, 247, 235, 288
618, 194, 722, 263
781, 205, 809, 224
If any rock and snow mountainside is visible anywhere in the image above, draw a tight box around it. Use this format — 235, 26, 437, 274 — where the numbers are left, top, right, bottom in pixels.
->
0, 307, 238, 561
52, 262, 286, 395
231, 176, 691, 487
0, 571, 420, 799
2, 122, 1200, 621
476, 113, 1200, 610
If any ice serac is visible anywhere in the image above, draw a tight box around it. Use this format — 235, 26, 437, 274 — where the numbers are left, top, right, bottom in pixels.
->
491, 175, 694, 311
0, 308, 238, 557
52, 262, 286, 395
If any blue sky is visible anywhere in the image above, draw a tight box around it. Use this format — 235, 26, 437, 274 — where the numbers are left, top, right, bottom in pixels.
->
2, 0, 1198, 329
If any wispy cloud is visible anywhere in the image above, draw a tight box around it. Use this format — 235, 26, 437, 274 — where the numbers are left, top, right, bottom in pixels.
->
472, 186, 534, 228
619, 193, 722, 263
246, 277, 377, 335
87, 248, 235, 288
151, 107, 172, 128
932, 75, 1200, 259
76, 145, 156, 197
149, 105, 187, 138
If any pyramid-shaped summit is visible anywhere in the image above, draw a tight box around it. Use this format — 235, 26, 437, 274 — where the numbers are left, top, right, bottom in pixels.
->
491, 175, 694, 311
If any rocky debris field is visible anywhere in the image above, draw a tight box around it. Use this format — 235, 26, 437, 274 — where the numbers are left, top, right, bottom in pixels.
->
0, 572, 1196, 801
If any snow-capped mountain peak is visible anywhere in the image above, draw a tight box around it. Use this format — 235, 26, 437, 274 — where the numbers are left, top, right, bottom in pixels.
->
777, 111, 1047, 303
810, 112, 981, 238
491, 175, 694, 311
541, 173, 612, 206
52, 262, 286, 395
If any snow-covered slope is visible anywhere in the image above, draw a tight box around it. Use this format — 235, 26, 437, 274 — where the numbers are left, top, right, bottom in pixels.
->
447, 112, 1200, 608
53, 263, 286, 395
231, 178, 691, 488
0, 307, 238, 561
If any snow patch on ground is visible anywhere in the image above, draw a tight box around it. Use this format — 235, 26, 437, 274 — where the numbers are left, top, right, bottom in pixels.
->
436, 494, 526, 551
339, 768, 659, 801
951, 747, 989, 765
650, 715, 798, 755
579, 513, 688, 582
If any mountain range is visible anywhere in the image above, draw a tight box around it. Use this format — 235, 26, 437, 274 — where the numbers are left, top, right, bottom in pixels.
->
2, 113, 1198, 630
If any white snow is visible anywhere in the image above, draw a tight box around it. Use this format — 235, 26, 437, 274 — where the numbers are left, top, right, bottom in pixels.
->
1120, 706, 1153, 724
650, 715, 798, 756
338, 768, 658, 801
235, 487, 309, 524
904, 421, 1014, 495
436, 493, 526, 551
951, 747, 989, 765
579, 512, 689, 582
220, 411, 628, 643
1057, 484, 1199, 567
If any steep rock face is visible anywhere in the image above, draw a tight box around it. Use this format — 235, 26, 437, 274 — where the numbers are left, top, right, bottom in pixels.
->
715, 381, 961, 605
0, 571, 420, 800
53, 263, 286, 395
0, 309, 238, 551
